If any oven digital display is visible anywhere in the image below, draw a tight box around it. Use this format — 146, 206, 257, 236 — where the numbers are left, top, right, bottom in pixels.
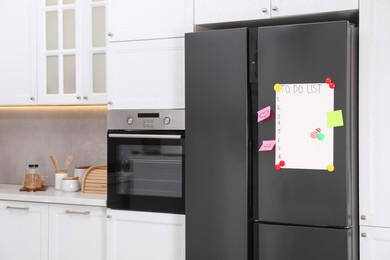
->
138, 113, 160, 118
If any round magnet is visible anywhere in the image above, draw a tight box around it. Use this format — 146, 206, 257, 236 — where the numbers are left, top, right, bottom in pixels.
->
329, 82, 336, 89
274, 83, 282, 92
310, 131, 318, 139
325, 77, 333, 84
275, 164, 281, 171
279, 160, 285, 167
317, 132, 325, 141
327, 164, 335, 172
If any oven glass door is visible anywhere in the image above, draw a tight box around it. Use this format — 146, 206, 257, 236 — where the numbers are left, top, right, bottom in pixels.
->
107, 131, 184, 214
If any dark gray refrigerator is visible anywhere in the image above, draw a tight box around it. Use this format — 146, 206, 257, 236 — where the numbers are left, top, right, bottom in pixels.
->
185, 21, 358, 260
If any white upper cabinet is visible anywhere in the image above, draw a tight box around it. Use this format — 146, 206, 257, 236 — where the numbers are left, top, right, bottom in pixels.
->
0, 1, 37, 105
107, 0, 193, 42
195, 0, 270, 24
359, 0, 390, 229
195, 0, 358, 24
37, 0, 107, 105
106, 0, 193, 110
270, 0, 358, 18
107, 38, 185, 109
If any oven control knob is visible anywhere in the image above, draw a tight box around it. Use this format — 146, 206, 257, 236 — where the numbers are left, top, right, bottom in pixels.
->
127, 117, 133, 125
163, 117, 171, 125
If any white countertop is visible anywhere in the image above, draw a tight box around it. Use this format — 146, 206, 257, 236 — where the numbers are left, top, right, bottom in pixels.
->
0, 184, 106, 207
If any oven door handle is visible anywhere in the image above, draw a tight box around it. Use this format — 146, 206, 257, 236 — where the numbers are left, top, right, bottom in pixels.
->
108, 134, 182, 139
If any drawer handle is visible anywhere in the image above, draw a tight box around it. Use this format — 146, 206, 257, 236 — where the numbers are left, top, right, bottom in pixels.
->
65, 210, 90, 215
6, 206, 29, 211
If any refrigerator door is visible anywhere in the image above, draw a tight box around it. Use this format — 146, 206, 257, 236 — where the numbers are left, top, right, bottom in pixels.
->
256, 21, 357, 227
185, 28, 250, 260
255, 223, 354, 260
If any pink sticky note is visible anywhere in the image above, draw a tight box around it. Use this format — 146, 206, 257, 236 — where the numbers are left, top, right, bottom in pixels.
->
259, 140, 276, 151
257, 106, 271, 122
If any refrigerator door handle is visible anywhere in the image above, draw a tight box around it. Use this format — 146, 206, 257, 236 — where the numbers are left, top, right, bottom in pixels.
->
248, 140, 253, 207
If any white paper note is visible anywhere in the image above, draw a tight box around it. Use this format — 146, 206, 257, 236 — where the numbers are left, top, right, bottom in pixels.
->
275, 83, 334, 170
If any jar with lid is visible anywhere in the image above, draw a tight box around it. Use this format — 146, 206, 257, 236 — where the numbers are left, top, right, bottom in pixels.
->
28, 164, 39, 174
24, 164, 44, 191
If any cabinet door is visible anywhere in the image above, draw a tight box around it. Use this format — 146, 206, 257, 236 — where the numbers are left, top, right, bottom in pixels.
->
0, 201, 48, 260
48, 204, 106, 260
359, 0, 390, 228
82, 1, 107, 104
360, 226, 390, 260
195, 0, 270, 24
37, 0, 107, 105
107, 38, 185, 110
270, 0, 358, 17
107, 0, 193, 42
37, 0, 82, 104
0, 0, 37, 105
107, 209, 185, 260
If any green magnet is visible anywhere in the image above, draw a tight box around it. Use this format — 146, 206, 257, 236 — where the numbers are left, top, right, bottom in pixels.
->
317, 132, 325, 141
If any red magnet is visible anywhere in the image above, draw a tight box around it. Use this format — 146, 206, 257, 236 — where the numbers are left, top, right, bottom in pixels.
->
279, 160, 285, 167
275, 164, 281, 171
325, 77, 333, 84
329, 82, 336, 89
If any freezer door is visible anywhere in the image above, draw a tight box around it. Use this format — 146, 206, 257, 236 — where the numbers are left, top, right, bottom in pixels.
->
256, 21, 357, 227
185, 28, 249, 260
255, 224, 355, 260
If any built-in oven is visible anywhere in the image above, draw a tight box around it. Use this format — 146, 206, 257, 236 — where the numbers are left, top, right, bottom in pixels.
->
107, 109, 185, 214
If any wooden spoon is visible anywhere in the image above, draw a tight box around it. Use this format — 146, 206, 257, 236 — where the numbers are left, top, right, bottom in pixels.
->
64, 155, 74, 171
50, 155, 60, 172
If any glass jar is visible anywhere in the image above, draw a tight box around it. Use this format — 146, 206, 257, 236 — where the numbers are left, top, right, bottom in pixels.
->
24, 164, 43, 191
28, 164, 39, 174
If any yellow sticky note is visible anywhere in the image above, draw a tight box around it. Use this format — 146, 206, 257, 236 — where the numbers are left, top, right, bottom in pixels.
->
326, 110, 344, 128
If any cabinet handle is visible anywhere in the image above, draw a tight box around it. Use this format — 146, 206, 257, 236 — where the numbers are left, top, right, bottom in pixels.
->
361, 233, 367, 238
30, 97, 35, 101
65, 210, 90, 215
272, 6, 278, 11
108, 101, 113, 105
107, 214, 112, 219
108, 32, 113, 37
76, 96, 82, 100
361, 215, 367, 220
261, 8, 268, 13
83, 96, 88, 100
6, 206, 29, 211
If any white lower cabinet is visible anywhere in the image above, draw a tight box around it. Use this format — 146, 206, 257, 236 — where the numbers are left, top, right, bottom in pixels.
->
107, 209, 185, 260
107, 38, 185, 109
360, 226, 390, 260
0, 201, 48, 260
48, 204, 106, 260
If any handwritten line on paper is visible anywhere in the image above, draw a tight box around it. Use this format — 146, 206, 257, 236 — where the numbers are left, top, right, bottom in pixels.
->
259, 140, 276, 151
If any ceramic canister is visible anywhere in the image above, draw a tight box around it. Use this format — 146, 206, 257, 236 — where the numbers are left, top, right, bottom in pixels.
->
55, 172, 68, 190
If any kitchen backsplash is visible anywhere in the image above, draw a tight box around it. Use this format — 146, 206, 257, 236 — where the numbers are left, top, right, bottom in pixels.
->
0, 106, 107, 186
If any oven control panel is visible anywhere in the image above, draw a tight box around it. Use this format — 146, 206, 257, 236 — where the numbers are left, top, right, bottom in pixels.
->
127, 117, 168, 128
108, 109, 184, 130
